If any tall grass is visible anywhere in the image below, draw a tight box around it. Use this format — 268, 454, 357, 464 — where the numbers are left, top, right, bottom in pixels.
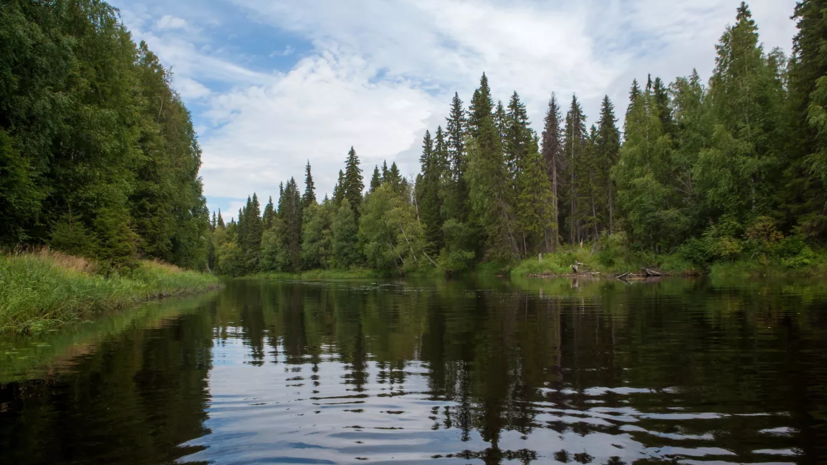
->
0, 249, 220, 334
509, 245, 698, 278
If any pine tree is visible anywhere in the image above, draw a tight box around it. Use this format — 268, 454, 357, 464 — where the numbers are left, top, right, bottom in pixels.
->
541, 93, 563, 249
302, 161, 316, 207
217, 210, 225, 228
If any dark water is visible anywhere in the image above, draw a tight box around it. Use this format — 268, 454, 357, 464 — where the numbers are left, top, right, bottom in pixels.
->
2, 277, 827, 465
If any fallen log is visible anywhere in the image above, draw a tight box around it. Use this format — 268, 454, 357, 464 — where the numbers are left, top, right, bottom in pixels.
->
616, 271, 632, 280
640, 267, 662, 277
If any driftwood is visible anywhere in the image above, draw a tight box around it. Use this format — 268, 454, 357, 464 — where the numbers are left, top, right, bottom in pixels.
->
640, 267, 662, 277
616, 271, 632, 280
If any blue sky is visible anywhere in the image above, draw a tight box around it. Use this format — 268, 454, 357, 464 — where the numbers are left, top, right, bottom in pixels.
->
116, 0, 797, 220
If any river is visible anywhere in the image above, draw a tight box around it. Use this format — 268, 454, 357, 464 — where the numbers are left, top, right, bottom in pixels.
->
1, 277, 826, 464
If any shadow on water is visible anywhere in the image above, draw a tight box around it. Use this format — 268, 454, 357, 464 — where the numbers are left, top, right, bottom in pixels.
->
1, 277, 826, 464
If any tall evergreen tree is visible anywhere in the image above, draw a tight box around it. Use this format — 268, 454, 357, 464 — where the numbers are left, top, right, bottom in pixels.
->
541, 93, 563, 249
596, 96, 621, 233
787, 0, 827, 237
466, 74, 519, 260
343, 147, 364, 215
561, 95, 588, 243
418, 130, 443, 254
369, 166, 382, 193
696, 2, 785, 226
302, 161, 316, 207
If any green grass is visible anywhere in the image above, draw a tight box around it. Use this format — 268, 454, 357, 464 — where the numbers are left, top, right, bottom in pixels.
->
509, 246, 698, 278
709, 253, 827, 279
0, 250, 220, 334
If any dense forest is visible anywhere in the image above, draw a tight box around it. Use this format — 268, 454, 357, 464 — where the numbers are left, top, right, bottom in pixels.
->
210, 2, 827, 276
0, 0, 209, 270
3, 1, 827, 277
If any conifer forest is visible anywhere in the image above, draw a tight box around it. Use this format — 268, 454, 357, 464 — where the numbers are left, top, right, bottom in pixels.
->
3, 1, 827, 277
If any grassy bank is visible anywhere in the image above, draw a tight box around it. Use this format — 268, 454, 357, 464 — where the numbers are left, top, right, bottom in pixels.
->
0, 250, 221, 334
508, 244, 827, 279
508, 246, 698, 278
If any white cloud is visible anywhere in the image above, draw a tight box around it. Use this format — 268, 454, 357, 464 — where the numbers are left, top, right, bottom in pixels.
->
270, 45, 295, 57
156, 15, 189, 31
117, 0, 798, 205
176, 76, 212, 99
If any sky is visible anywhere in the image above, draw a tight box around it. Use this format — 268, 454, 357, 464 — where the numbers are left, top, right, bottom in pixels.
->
116, 0, 798, 219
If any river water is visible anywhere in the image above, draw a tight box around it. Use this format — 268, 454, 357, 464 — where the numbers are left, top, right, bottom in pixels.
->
1, 277, 826, 464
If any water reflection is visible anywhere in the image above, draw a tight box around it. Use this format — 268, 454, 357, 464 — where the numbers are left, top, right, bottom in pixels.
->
1, 277, 826, 464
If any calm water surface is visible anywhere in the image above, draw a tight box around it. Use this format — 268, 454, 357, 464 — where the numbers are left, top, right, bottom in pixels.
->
1, 277, 827, 464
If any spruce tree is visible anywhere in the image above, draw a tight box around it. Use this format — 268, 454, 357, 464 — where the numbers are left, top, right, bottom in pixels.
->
445, 93, 469, 223
217, 210, 225, 228
541, 93, 563, 249
561, 95, 588, 243
332, 170, 345, 205
697, 2, 785, 226
369, 166, 382, 193
787, 0, 827, 237
466, 73, 519, 260
596, 96, 621, 233
343, 147, 364, 215
418, 130, 443, 254
302, 161, 316, 207
263, 196, 275, 229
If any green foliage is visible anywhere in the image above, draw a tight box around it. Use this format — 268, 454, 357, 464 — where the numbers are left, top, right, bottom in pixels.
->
0, 1, 208, 269
207, 2, 827, 278
332, 199, 361, 268
0, 250, 219, 334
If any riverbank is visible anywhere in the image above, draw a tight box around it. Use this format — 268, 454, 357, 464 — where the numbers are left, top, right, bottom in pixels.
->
0, 250, 221, 334
507, 246, 827, 279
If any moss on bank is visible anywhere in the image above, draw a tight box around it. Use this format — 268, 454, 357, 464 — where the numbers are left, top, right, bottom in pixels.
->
0, 250, 220, 334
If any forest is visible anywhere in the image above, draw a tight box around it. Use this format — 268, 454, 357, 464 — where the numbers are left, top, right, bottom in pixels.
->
0, 0, 209, 271
209, 2, 827, 277
2, 1, 827, 278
